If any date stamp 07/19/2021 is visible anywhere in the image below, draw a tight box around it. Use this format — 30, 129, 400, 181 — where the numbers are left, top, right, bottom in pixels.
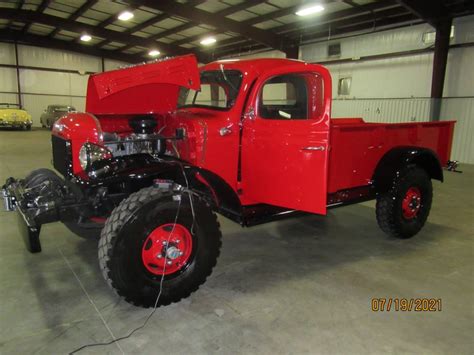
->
371, 298, 442, 312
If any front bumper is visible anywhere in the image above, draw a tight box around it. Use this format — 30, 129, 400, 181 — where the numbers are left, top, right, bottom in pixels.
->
2, 178, 44, 252
0, 120, 32, 128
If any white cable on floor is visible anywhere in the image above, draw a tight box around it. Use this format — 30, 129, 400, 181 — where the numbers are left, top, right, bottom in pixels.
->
59, 248, 125, 355
69, 164, 193, 354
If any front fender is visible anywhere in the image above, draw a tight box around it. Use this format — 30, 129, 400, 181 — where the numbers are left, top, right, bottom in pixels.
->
83, 154, 242, 216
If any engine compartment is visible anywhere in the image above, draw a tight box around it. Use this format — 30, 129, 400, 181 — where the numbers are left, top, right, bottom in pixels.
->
102, 115, 166, 157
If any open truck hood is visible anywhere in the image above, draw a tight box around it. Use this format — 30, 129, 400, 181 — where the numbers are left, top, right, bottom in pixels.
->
86, 54, 200, 115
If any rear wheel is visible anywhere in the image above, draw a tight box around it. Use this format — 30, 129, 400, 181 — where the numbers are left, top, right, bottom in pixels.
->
98, 186, 222, 307
376, 166, 432, 239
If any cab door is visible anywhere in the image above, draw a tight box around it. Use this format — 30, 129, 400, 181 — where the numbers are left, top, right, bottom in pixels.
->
240, 67, 331, 214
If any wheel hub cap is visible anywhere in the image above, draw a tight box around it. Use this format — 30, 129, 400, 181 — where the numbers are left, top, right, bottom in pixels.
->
402, 187, 421, 219
141, 223, 193, 275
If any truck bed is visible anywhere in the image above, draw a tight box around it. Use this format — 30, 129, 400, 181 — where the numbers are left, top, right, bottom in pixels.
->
327, 118, 455, 194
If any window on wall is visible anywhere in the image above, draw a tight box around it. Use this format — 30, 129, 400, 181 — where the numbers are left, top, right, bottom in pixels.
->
259, 74, 310, 119
338, 77, 352, 96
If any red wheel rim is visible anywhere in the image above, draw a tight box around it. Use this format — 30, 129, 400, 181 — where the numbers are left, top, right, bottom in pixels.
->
402, 187, 422, 219
141, 223, 193, 276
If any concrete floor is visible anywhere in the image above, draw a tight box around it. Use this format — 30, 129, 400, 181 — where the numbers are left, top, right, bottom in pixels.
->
0, 128, 473, 354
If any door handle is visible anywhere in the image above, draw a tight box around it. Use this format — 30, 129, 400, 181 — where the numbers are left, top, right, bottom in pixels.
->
301, 146, 325, 151
219, 124, 233, 136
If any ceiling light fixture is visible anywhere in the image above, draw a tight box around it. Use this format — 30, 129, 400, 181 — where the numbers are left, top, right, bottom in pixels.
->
296, 4, 325, 16
118, 10, 134, 21
200, 36, 217, 46
148, 49, 160, 57
80, 34, 92, 42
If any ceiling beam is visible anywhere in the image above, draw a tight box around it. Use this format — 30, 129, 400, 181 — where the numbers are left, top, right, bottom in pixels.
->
92, 4, 141, 47
213, 11, 416, 59
100, 13, 169, 50
202, 0, 398, 55
109, 0, 207, 53
0, 29, 142, 63
0, 8, 210, 62
131, 0, 268, 58
48, 0, 98, 38
395, 0, 449, 27
127, 0, 288, 50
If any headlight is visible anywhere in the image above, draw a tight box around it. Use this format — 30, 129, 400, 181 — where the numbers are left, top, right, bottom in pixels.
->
79, 143, 112, 171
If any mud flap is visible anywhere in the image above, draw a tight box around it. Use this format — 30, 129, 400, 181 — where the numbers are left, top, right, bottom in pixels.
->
14, 205, 42, 253
17, 211, 42, 253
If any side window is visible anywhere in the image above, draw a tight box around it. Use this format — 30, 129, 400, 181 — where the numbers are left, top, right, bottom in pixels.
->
194, 84, 227, 108
258, 74, 309, 120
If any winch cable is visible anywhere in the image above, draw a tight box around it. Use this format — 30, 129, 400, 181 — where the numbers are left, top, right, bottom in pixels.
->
69, 162, 194, 354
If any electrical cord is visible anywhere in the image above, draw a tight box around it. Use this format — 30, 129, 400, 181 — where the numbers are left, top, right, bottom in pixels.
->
69, 163, 193, 354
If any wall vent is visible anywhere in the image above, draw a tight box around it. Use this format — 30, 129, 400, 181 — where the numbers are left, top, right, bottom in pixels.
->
328, 43, 341, 57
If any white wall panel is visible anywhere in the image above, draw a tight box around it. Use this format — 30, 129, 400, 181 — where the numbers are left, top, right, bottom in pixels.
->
331, 98, 431, 123
300, 15, 474, 64
104, 58, 128, 71
19, 70, 71, 94
0, 92, 18, 105
444, 47, 474, 97
0, 67, 17, 92
70, 74, 90, 96
222, 49, 286, 60
18, 45, 101, 72
0, 42, 16, 65
326, 53, 434, 98
441, 98, 474, 164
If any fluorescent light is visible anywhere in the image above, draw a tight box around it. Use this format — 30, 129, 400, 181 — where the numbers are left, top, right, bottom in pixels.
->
80, 34, 92, 42
296, 4, 324, 16
118, 10, 134, 21
200, 36, 217, 46
148, 49, 160, 57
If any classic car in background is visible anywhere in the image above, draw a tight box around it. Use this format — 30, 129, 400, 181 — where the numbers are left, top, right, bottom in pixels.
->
40, 105, 76, 129
0, 103, 32, 130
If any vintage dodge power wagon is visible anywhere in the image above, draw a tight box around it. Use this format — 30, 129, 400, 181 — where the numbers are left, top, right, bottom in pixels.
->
3, 55, 455, 307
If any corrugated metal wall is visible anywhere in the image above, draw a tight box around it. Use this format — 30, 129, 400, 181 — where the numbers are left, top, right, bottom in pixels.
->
441, 98, 474, 164
331, 98, 474, 163
0, 42, 127, 127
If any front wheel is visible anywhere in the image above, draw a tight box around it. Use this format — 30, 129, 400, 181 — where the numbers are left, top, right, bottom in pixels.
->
376, 166, 433, 239
99, 187, 222, 307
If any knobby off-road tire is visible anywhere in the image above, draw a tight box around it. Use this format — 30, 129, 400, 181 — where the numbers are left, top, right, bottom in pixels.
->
24, 168, 102, 239
376, 165, 433, 239
98, 186, 222, 308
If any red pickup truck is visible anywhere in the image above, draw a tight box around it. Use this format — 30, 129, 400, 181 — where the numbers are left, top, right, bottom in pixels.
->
2, 55, 455, 307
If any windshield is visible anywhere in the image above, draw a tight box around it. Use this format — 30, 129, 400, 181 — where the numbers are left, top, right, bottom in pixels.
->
54, 106, 75, 112
178, 70, 243, 110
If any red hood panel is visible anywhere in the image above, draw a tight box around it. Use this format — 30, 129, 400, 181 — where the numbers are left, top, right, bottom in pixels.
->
86, 54, 200, 115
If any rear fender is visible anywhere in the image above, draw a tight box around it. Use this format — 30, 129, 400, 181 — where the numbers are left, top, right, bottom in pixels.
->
372, 146, 443, 193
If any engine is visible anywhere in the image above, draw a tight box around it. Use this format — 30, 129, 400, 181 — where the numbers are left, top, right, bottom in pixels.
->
103, 115, 165, 157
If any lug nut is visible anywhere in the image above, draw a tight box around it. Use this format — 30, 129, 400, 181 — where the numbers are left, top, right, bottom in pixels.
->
167, 260, 172, 265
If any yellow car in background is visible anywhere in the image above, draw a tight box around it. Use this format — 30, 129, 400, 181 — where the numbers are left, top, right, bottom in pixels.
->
0, 103, 32, 130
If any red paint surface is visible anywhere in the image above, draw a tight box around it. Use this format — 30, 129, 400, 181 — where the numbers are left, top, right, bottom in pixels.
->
52, 112, 102, 175
328, 119, 456, 193
141, 223, 193, 275
402, 187, 422, 219
55, 55, 456, 215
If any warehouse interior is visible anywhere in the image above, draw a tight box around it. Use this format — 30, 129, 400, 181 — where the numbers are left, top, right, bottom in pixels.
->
0, 0, 473, 354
